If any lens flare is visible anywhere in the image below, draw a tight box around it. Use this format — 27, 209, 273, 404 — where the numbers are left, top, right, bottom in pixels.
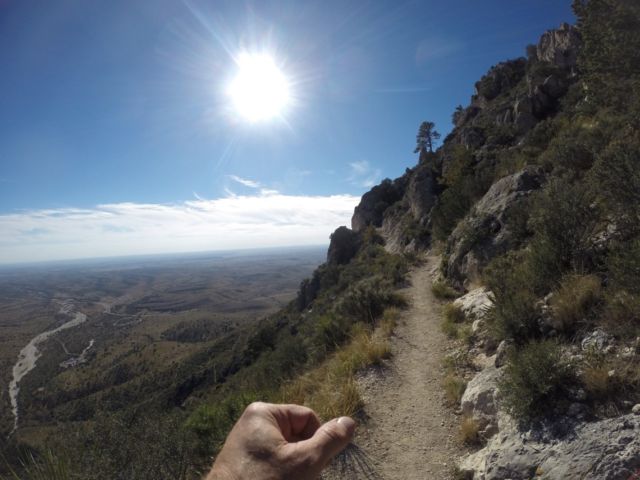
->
227, 53, 291, 122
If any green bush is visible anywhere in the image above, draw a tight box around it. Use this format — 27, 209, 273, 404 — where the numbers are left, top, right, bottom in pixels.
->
528, 179, 600, 290
607, 236, 640, 295
1, 451, 71, 480
186, 393, 258, 454
499, 340, 575, 421
336, 276, 406, 324
483, 252, 539, 342
431, 280, 460, 300
441, 303, 470, 341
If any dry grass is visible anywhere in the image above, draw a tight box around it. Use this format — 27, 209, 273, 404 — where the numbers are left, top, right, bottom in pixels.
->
441, 303, 467, 339
443, 374, 467, 406
581, 351, 640, 406
550, 274, 601, 332
459, 415, 480, 445
582, 366, 611, 399
379, 308, 400, 337
281, 309, 399, 420
432, 280, 460, 300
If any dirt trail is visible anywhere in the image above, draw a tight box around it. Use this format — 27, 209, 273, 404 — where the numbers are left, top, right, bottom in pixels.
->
355, 256, 462, 479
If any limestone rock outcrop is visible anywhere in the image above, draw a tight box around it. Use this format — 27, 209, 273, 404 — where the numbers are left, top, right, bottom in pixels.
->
351, 178, 406, 232
535, 22, 582, 69
460, 365, 502, 439
443, 166, 545, 287
460, 413, 640, 480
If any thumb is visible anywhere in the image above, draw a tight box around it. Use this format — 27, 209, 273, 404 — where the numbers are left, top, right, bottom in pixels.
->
296, 417, 356, 467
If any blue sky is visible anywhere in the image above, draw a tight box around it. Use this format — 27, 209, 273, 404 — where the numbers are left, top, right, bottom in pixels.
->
0, 0, 574, 263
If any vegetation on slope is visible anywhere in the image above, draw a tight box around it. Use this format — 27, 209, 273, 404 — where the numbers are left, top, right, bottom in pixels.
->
2, 230, 410, 479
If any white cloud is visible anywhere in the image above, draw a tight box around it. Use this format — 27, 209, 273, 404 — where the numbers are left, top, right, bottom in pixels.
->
348, 160, 382, 188
0, 192, 360, 264
227, 175, 261, 188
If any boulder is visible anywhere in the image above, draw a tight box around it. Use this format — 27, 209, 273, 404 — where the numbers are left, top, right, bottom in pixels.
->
536, 23, 582, 69
443, 166, 546, 287
454, 287, 493, 321
581, 329, 614, 352
460, 413, 640, 480
461, 365, 502, 439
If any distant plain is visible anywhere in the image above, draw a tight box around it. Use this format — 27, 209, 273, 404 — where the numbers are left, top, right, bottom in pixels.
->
0, 246, 325, 439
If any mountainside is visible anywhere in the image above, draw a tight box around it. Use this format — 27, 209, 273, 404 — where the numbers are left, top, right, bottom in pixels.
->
342, 0, 640, 477
4, 1, 639, 478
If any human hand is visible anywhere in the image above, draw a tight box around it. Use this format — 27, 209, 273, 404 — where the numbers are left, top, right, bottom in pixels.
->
206, 402, 356, 480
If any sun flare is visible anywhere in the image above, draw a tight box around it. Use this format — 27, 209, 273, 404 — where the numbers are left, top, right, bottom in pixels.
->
227, 52, 291, 122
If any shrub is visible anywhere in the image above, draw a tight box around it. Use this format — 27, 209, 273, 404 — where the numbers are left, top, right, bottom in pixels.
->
443, 303, 466, 324
528, 179, 600, 290
499, 340, 575, 421
443, 375, 467, 406
313, 313, 350, 353
550, 274, 602, 332
333, 326, 391, 377
459, 415, 480, 445
1, 451, 71, 480
379, 308, 400, 337
431, 280, 460, 300
483, 252, 539, 342
336, 276, 406, 324
186, 393, 259, 452
441, 303, 466, 339
608, 237, 640, 296
601, 291, 640, 338
582, 365, 611, 400
581, 351, 640, 408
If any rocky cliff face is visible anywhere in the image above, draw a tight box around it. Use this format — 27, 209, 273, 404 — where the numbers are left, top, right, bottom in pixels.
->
443, 166, 545, 288
342, 22, 580, 262
328, 16, 640, 479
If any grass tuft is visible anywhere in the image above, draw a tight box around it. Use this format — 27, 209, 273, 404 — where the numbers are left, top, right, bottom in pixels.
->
459, 415, 480, 445
441, 303, 468, 339
443, 374, 467, 406
432, 280, 460, 300
550, 274, 601, 332
281, 309, 398, 420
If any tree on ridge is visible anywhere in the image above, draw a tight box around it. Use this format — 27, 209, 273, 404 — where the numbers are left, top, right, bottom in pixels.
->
414, 121, 441, 154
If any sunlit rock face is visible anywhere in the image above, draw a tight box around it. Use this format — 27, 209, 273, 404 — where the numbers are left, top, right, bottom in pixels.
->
536, 22, 582, 69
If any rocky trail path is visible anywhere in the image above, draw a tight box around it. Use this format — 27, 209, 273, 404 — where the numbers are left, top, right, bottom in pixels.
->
352, 256, 462, 479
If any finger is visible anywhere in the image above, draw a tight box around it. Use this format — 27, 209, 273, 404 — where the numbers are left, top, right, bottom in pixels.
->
293, 416, 356, 467
268, 404, 322, 441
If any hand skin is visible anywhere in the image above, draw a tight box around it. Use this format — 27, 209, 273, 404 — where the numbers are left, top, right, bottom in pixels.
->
206, 402, 356, 480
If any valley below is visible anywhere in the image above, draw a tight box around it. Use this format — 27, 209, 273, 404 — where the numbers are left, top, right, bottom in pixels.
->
0, 247, 325, 443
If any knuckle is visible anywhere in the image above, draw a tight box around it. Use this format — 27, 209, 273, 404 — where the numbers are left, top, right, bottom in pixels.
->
244, 401, 266, 416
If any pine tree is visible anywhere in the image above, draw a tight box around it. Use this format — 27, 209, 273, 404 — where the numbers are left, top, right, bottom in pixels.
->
413, 121, 441, 154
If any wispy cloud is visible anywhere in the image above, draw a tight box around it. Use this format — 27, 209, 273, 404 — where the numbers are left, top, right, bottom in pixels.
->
227, 175, 261, 188
348, 160, 382, 188
0, 192, 360, 264
415, 36, 465, 66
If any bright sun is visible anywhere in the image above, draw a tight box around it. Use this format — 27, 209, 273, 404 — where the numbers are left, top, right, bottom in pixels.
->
228, 53, 291, 122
